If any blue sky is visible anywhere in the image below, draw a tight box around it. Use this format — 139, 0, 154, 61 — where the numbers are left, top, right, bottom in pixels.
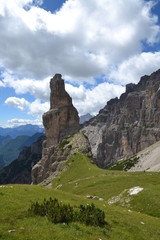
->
0, 0, 160, 127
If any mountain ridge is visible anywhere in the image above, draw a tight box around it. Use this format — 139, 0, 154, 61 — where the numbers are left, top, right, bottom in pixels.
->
82, 69, 160, 167
0, 124, 44, 138
0, 135, 45, 184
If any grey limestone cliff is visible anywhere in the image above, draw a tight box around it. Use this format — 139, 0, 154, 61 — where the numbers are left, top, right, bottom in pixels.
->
82, 69, 160, 168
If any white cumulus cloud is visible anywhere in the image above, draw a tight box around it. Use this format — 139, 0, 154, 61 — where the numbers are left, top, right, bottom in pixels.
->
109, 51, 160, 85
66, 82, 125, 115
2, 71, 50, 101
29, 99, 49, 116
1, 0, 160, 125
0, 0, 159, 80
5, 97, 29, 110
7, 118, 43, 127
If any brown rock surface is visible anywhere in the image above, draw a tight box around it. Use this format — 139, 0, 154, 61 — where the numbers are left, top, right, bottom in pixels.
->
43, 74, 79, 147
82, 69, 160, 168
32, 74, 81, 184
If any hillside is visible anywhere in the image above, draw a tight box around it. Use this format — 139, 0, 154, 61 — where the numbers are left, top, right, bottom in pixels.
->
108, 140, 160, 172
129, 140, 160, 172
0, 133, 44, 170
0, 135, 30, 168
0, 153, 160, 239
0, 135, 12, 169
0, 135, 45, 184
0, 135, 12, 145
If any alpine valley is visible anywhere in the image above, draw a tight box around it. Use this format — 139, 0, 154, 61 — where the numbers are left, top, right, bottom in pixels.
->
1, 71, 160, 240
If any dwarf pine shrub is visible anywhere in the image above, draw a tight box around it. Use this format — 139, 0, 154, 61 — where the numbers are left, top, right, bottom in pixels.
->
28, 198, 106, 227
75, 203, 106, 227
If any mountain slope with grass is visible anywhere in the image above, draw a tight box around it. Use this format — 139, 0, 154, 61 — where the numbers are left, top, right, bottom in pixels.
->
1, 153, 160, 240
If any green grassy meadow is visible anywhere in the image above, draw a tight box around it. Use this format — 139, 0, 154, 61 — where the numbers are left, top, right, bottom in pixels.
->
0, 153, 160, 239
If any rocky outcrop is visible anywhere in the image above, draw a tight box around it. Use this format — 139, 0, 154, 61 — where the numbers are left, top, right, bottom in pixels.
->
43, 74, 79, 147
82, 69, 160, 168
32, 74, 81, 185
32, 132, 92, 185
0, 135, 45, 184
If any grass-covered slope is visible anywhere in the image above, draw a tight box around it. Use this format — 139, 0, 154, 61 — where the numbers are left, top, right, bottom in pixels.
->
0, 153, 160, 239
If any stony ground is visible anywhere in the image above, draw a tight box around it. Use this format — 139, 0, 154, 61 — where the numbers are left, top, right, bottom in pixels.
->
129, 140, 160, 172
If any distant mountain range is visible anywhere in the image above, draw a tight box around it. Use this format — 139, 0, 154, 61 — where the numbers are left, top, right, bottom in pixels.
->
0, 135, 45, 184
0, 132, 44, 170
80, 113, 93, 124
0, 124, 44, 138
2, 68, 160, 185
0, 117, 92, 171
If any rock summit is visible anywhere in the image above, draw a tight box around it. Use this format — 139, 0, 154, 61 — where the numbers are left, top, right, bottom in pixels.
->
32, 74, 80, 184
43, 74, 79, 147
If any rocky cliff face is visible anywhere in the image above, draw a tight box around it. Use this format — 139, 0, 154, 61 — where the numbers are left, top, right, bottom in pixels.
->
43, 74, 79, 147
0, 135, 45, 184
82, 69, 160, 168
32, 74, 81, 184
32, 132, 91, 185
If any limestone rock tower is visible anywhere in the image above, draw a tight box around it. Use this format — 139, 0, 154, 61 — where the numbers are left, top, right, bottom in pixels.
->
43, 73, 80, 147
32, 74, 80, 184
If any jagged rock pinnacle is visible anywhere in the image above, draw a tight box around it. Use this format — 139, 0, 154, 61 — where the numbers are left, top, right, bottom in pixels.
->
50, 73, 72, 109
32, 74, 80, 184
43, 74, 79, 147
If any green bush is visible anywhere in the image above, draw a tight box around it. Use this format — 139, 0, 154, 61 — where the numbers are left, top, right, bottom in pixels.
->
108, 155, 139, 171
28, 198, 106, 227
75, 203, 106, 227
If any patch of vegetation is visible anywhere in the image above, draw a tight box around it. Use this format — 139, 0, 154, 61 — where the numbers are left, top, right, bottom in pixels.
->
1, 153, 160, 239
108, 155, 139, 171
29, 197, 106, 227
76, 203, 106, 227
67, 144, 72, 149
59, 139, 70, 149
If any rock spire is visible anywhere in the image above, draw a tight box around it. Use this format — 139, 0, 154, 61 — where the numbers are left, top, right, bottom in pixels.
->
43, 73, 79, 147
32, 74, 81, 184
